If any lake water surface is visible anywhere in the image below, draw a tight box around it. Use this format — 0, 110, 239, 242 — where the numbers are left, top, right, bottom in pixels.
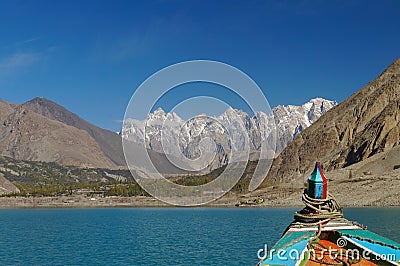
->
0, 208, 399, 265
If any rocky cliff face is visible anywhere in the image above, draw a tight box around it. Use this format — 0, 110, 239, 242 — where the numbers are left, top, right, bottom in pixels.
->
265, 58, 400, 183
122, 98, 336, 170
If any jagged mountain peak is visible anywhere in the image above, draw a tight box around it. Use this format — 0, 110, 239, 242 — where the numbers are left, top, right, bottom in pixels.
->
276, 98, 336, 111
308, 97, 337, 110
224, 106, 236, 113
23, 97, 79, 122
218, 107, 250, 120
27, 96, 56, 104
153, 107, 166, 115
23, 97, 71, 114
147, 107, 183, 122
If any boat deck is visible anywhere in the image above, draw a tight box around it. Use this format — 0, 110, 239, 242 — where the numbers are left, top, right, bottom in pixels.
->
258, 220, 400, 266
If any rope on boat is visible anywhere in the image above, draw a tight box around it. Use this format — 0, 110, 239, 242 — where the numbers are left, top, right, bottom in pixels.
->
293, 190, 344, 226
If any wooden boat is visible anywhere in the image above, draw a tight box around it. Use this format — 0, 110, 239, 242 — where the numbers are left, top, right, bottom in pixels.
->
257, 163, 400, 266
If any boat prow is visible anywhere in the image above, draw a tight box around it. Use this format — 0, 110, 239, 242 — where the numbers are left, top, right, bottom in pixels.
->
258, 163, 400, 266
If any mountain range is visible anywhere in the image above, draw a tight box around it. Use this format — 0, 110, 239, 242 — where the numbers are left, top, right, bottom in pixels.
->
0, 95, 335, 175
122, 98, 336, 170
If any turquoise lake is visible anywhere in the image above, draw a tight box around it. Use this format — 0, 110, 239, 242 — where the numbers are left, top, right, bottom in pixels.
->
0, 208, 399, 265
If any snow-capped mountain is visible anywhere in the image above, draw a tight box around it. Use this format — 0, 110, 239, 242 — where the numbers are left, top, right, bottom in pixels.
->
122, 98, 337, 170
272, 98, 337, 153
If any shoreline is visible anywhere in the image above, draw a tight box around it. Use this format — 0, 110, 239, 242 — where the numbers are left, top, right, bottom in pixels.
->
0, 196, 398, 209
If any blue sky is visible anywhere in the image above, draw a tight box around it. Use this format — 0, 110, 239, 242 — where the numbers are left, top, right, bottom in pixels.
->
0, 0, 399, 131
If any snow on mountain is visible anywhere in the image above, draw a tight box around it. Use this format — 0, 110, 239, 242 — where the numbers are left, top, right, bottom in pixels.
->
273, 98, 337, 152
121, 98, 337, 170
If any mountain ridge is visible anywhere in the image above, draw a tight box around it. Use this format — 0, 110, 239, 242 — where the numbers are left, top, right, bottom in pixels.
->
122, 97, 337, 170
22, 97, 126, 166
0, 104, 116, 168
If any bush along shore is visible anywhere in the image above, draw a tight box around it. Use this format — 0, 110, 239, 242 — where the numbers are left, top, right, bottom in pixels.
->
0, 156, 254, 208
1, 157, 399, 208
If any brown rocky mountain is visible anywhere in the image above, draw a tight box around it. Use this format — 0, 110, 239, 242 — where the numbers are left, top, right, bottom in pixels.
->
0, 104, 116, 168
0, 100, 17, 118
0, 98, 193, 174
264, 58, 400, 184
22, 97, 126, 166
